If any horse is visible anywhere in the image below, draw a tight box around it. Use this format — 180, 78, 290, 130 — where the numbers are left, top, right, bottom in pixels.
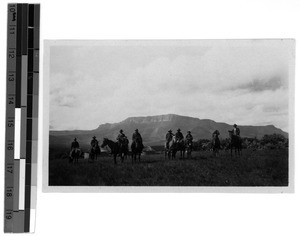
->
89, 143, 101, 161
175, 138, 186, 159
165, 136, 177, 160
101, 138, 127, 164
69, 148, 82, 164
228, 130, 242, 157
185, 140, 193, 158
131, 140, 144, 163
123, 138, 129, 160
211, 132, 221, 157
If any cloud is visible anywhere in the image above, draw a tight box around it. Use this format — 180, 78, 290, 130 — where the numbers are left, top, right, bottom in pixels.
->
48, 40, 293, 131
234, 77, 286, 92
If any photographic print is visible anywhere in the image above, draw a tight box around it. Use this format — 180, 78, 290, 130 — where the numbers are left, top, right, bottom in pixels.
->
43, 40, 294, 192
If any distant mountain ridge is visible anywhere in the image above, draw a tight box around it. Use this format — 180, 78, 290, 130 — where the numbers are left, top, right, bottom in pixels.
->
50, 114, 288, 147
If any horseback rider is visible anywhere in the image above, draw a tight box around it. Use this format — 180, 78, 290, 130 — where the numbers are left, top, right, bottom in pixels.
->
71, 137, 80, 150
212, 129, 220, 138
70, 137, 80, 156
212, 130, 220, 146
117, 129, 126, 148
175, 128, 184, 142
186, 131, 193, 146
232, 124, 240, 137
132, 129, 144, 148
165, 129, 174, 149
90, 136, 99, 148
186, 131, 193, 142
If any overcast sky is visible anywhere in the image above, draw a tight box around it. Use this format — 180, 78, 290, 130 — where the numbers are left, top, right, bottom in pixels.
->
48, 40, 293, 132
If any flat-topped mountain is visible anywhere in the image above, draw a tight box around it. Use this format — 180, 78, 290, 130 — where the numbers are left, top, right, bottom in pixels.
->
50, 114, 288, 147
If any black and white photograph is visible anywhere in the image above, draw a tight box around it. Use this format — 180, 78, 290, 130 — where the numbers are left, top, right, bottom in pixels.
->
0, 0, 299, 235
44, 40, 294, 190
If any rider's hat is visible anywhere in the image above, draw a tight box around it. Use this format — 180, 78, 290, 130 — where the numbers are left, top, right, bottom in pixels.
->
93, 136, 96, 139
177, 128, 181, 131
187, 131, 191, 133
135, 129, 139, 132
233, 124, 237, 127
168, 129, 172, 132
120, 129, 123, 133
74, 137, 77, 141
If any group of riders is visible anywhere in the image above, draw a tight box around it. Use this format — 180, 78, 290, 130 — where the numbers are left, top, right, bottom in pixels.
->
69, 124, 241, 160
70, 129, 144, 159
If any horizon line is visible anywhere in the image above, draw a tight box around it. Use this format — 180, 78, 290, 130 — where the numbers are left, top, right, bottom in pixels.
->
49, 113, 287, 133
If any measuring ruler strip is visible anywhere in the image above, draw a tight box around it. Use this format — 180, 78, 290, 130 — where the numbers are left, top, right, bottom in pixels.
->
4, 3, 17, 233
4, 3, 40, 233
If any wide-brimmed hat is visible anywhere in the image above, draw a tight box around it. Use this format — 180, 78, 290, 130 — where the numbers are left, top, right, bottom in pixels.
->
177, 128, 181, 131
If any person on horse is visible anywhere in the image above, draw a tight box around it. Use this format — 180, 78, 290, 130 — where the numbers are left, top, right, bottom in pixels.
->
132, 129, 144, 148
175, 128, 184, 142
71, 137, 79, 150
232, 124, 240, 137
212, 130, 221, 155
212, 130, 220, 138
70, 137, 80, 155
165, 129, 174, 149
117, 129, 126, 148
90, 136, 99, 148
186, 131, 193, 148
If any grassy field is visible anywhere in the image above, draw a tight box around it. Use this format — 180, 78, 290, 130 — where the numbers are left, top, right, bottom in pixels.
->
49, 149, 288, 186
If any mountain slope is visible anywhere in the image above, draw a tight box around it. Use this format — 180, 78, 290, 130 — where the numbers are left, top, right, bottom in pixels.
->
49, 114, 288, 147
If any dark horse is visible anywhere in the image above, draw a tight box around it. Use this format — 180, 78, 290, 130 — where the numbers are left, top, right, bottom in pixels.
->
101, 138, 127, 164
212, 131, 221, 157
69, 148, 82, 164
131, 140, 144, 163
175, 138, 186, 159
228, 130, 242, 157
